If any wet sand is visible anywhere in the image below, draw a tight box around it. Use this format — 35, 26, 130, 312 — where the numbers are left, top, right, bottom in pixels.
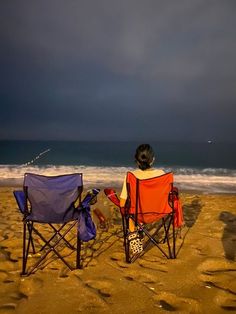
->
1, 187, 236, 313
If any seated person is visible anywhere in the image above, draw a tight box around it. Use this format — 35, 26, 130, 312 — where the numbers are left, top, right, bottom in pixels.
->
120, 143, 165, 232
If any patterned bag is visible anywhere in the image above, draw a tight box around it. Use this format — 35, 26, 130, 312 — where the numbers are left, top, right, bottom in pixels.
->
127, 232, 143, 254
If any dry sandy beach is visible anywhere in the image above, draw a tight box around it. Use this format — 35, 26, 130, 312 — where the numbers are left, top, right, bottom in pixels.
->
1, 186, 236, 313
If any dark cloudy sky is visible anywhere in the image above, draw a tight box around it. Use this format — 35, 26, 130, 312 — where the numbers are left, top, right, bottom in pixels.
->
1, 0, 236, 142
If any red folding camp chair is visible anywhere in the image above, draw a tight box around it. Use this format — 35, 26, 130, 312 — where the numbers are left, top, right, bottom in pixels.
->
105, 172, 183, 263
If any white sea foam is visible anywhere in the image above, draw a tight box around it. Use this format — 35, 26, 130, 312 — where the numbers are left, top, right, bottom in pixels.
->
0, 164, 236, 194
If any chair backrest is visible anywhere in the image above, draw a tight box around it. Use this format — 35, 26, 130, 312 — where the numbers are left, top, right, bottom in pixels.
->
126, 172, 174, 224
24, 173, 83, 223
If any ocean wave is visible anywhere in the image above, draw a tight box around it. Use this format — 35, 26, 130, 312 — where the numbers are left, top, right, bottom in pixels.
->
0, 164, 235, 194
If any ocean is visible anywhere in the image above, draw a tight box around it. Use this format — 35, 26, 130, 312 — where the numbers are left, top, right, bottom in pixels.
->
0, 140, 235, 194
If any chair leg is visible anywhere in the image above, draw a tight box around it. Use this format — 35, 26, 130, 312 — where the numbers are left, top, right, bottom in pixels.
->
165, 218, 173, 258
27, 223, 76, 275
125, 239, 130, 263
76, 228, 82, 269
121, 216, 126, 247
124, 216, 130, 263
163, 214, 176, 259
162, 218, 168, 243
122, 213, 177, 262
172, 215, 176, 259
27, 223, 36, 254
22, 221, 34, 276
21, 221, 27, 275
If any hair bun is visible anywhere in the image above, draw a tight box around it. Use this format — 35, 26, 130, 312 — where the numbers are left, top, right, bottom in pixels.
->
140, 153, 146, 160
135, 144, 155, 170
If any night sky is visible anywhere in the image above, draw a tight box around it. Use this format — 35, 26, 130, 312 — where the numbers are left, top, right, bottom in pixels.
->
1, 0, 236, 142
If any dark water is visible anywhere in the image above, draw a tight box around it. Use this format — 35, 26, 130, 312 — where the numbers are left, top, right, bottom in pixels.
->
0, 140, 235, 169
0, 140, 235, 193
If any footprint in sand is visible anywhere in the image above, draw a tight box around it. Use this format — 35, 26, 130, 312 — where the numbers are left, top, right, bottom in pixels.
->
115, 260, 130, 268
0, 235, 4, 241
2, 231, 15, 240
0, 303, 17, 314
153, 291, 200, 313
9, 249, 22, 262
8, 291, 27, 301
19, 277, 44, 297
197, 257, 236, 275
85, 279, 115, 299
76, 295, 108, 313
59, 267, 70, 278
109, 252, 132, 268
0, 261, 18, 272
0, 271, 8, 282
214, 290, 236, 311
141, 255, 168, 264
198, 258, 236, 310
138, 259, 168, 272
123, 269, 158, 285
110, 252, 124, 262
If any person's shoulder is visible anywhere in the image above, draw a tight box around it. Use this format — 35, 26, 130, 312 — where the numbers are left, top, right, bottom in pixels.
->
153, 168, 165, 176
132, 168, 165, 179
131, 169, 142, 176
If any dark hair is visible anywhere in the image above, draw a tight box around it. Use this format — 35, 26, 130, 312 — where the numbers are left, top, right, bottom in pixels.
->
135, 144, 155, 170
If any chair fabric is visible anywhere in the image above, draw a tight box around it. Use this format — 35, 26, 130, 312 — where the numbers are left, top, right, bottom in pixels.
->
103, 188, 120, 207
24, 172, 83, 223
104, 172, 183, 263
13, 172, 99, 275
78, 188, 100, 242
13, 190, 26, 214
126, 171, 174, 224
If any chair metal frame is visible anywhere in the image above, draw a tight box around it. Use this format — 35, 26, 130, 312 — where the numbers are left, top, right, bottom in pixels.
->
105, 172, 177, 263
14, 172, 85, 276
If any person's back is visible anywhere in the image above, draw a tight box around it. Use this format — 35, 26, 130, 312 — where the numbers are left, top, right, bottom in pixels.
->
119, 143, 165, 253
120, 144, 165, 205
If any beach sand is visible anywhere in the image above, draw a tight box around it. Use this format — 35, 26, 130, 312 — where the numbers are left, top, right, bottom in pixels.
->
1, 186, 236, 313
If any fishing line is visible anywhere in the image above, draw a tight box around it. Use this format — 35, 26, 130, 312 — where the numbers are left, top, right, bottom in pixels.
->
21, 148, 51, 167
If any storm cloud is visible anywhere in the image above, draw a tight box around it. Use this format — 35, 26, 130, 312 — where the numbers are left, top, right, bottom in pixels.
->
1, 0, 236, 141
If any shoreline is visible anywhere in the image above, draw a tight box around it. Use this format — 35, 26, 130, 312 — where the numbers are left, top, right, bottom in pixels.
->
1, 186, 236, 313
0, 163, 236, 195
1, 183, 235, 197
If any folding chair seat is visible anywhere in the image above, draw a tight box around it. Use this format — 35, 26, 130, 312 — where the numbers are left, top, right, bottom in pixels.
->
104, 172, 183, 263
13, 172, 99, 276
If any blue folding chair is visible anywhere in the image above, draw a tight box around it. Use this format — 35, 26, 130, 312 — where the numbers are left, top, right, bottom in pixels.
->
13, 172, 99, 276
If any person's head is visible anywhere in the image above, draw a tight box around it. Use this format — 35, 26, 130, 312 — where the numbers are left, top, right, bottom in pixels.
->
135, 144, 155, 170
